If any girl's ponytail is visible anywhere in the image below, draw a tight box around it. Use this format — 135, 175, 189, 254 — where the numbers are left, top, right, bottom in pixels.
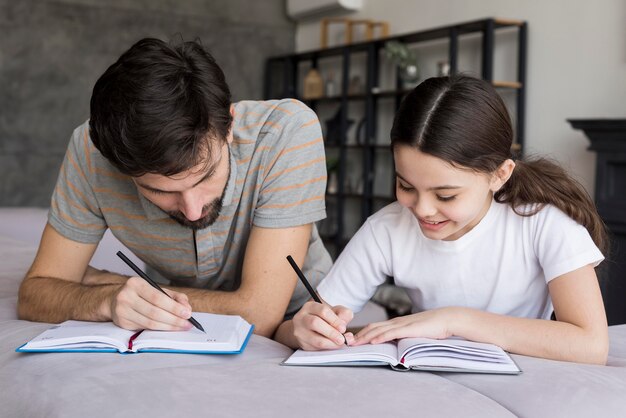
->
495, 157, 608, 254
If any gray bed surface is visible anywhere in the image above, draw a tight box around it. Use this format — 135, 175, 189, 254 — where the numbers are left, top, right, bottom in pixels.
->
1, 235, 625, 418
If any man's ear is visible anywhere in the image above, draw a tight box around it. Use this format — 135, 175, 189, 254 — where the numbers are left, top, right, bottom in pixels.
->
490, 159, 515, 192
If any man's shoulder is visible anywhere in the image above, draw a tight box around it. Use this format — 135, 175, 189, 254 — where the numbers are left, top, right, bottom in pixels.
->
232, 99, 323, 162
233, 99, 317, 132
64, 120, 132, 190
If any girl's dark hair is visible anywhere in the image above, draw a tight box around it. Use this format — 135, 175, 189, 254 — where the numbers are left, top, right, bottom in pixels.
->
89, 37, 233, 177
390, 75, 608, 254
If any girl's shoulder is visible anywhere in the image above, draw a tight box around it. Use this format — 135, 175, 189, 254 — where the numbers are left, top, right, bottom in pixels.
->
501, 202, 585, 236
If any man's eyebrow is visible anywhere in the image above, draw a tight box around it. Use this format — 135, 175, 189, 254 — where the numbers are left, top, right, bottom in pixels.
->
136, 161, 219, 193
395, 172, 461, 191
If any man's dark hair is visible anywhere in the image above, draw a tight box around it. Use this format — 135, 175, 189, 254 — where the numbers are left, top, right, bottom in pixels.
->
89, 38, 232, 176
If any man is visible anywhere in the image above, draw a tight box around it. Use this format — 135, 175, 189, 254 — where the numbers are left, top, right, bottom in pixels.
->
18, 38, 332, 338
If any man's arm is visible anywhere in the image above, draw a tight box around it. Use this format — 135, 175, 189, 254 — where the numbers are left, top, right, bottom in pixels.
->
175, 223, 312, 338
19, 222, 114, 322
18, 223, 193, 330
20, 222, 311, 337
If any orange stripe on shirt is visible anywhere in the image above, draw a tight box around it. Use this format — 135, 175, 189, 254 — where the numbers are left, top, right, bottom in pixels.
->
239, 120, 281, 131
67, 150, 89, 187
109, 225, 188, 242
62, 171, 100, 215
82, 129, 93, 174
94, 167, 129, 181
259, 101, 293, 115
265, 157, 325, 182
150, 257, 198, 266
236, 165, 265, 184
101, 207, 148, 220
259, 194, 325, 209
301, 119, 319, 128
124, 241, 195, 255
52, 200, 105, 230
56, 187, 90, 214
262, 175, 326, 194
265, 137, 323, 173
93, 188, 139, 201
233, 138, 257, 144
287, 99, 309, 110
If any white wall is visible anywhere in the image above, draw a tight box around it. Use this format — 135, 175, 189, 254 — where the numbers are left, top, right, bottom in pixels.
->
294, 0, 626, 194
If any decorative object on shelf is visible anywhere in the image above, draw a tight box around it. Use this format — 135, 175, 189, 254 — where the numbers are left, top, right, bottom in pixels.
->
384, 40, 419, 89
325, 71, 336, 97
355, 117, 367, 146
348, 75, 363, 95
325, 107, 354, 145
437, 61, 451, 77
326, 157, 339, 194
321, 18, 389, 48
303, 68, 324, 99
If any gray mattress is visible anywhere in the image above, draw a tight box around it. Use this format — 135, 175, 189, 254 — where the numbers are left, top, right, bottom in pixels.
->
1, 235, 625, 418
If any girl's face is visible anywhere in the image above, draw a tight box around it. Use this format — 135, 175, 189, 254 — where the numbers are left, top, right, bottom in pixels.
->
393, 145, 511, 241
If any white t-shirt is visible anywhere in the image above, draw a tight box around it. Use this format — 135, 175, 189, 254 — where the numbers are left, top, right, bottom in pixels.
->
317, 201, 604, 320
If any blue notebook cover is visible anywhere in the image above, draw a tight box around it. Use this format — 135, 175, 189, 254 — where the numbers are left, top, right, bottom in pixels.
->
16, 313, 254, 355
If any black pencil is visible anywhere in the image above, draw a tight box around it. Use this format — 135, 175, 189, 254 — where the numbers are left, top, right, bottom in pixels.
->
116, 251, 205, 333
286, 255, 347, 345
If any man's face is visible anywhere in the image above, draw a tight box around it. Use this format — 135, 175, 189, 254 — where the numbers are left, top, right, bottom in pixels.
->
133, 139, 231, 230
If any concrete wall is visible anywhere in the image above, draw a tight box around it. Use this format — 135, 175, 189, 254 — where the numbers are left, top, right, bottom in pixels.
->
0, 0, 294, 206
294, 0, 626, 196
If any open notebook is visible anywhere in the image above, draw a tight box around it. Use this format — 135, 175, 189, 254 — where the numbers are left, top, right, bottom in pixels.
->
17, 312, 254, 354
283, 337, 521, 374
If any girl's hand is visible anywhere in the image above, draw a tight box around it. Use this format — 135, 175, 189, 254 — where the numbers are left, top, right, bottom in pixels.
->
352, 307, 459, 346
292, 301, 355, 350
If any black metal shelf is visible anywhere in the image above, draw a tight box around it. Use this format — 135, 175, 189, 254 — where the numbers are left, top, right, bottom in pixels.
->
265, 17, 527, 258
302, 82, 522, 105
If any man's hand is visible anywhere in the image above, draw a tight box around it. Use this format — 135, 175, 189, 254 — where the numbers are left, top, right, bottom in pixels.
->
108, 276, 194, 331
292, 301, 355, 350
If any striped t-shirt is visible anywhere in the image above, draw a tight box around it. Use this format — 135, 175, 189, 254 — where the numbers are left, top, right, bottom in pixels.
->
49, 99, 333, 316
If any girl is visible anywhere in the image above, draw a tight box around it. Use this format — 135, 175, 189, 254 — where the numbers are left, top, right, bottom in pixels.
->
274, 75, 609, 365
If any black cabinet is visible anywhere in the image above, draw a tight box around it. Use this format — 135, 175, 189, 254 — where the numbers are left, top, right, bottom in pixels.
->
569, 119, 626, 325
266, 18, 527, 259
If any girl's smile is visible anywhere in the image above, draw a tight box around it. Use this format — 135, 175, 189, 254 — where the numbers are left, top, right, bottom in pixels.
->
418, 218, 450, 231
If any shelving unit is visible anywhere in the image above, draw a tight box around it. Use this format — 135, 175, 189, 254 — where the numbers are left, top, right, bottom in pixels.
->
265, 18, 527, 258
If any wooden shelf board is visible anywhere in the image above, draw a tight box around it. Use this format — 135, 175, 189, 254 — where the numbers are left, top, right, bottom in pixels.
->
492, 80, 522, 89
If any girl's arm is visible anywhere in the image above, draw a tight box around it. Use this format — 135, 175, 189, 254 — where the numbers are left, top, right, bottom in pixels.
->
353, 264, 609, 364
275, 217, 393, 349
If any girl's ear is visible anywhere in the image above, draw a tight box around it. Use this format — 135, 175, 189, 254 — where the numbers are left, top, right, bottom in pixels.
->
490, 159, 515, 192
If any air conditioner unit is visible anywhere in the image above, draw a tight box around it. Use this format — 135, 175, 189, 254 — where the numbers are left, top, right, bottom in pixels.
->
287, 0, 363, 20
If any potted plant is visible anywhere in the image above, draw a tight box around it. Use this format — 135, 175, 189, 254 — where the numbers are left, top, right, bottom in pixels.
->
384, 40, 419, 88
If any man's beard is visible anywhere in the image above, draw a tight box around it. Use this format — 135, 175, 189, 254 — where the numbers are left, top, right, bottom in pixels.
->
167, 195, 224, 230
167, 158, 230, 231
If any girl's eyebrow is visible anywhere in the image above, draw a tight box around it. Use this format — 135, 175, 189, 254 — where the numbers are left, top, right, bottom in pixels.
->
395, 172, 461, 191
